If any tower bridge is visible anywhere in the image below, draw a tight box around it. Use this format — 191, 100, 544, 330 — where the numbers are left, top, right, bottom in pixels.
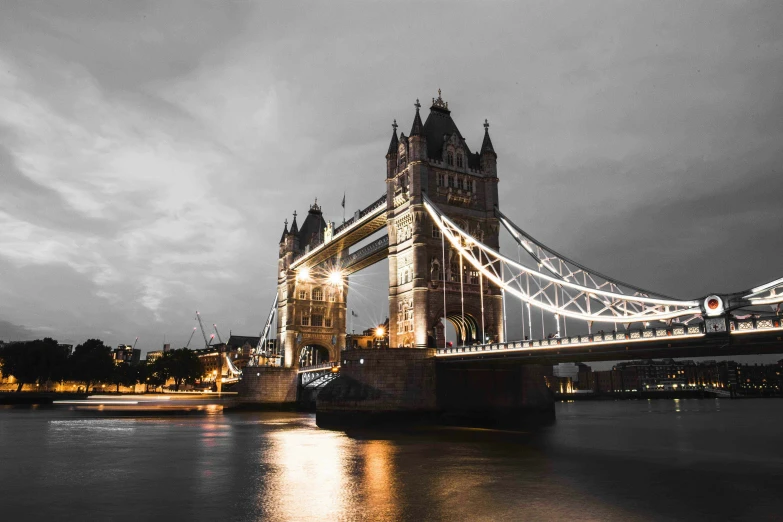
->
239, 92, 783, 427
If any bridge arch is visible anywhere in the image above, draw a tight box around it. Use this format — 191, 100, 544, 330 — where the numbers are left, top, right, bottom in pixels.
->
431, 303, 495, 347
298, 343, 331, 368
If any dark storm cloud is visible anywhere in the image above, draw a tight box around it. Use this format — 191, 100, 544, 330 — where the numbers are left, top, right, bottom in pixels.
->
0, 1, 781, 353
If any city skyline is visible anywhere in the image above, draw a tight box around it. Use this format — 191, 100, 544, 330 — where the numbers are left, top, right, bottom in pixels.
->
2, 1, 782, 362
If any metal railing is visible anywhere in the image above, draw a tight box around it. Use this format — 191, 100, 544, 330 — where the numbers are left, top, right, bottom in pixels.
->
344, 235, 389, 267
435, 314, 783, 357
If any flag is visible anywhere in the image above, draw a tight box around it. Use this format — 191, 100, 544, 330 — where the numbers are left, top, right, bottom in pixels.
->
341, 192, 345, 208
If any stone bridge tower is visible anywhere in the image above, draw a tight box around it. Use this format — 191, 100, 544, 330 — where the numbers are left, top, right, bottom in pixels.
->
277, 201, 347, 368
386, 92, 504, 348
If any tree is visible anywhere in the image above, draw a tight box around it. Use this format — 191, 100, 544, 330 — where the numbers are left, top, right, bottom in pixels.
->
0, 338, 68, 392
69, 339, 114, 394
165, 349, 203, 392
109, 362, 138, 393
144, 358, 169, 391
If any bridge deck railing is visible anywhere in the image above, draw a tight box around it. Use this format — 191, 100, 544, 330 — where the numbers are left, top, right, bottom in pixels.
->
436, 315, 783, 356
297, 361, 340, 373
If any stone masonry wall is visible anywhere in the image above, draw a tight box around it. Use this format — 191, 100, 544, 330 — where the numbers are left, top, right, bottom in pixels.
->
238, 367, 298, 404
316, 348, 437, 419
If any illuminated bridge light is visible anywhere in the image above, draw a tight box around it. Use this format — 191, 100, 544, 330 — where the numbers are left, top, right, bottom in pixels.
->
328, 270, 344, 286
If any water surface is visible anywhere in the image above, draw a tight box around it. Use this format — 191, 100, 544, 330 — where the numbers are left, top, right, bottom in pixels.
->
1, 399, 781, 521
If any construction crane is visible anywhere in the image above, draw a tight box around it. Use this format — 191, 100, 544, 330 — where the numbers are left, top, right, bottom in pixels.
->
196, 311, 211, 350
185, 327, 197, 349
132, 337, 138, 350
213, 324, 225, 345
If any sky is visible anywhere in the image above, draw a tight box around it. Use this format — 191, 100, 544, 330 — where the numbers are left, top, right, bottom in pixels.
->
1, 1, 782, 362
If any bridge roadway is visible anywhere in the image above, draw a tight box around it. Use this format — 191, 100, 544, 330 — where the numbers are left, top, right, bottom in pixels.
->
436, 315, 783, 365
291, 194, 387, 271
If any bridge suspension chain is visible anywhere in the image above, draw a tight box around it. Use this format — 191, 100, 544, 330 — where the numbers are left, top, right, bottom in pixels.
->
423, 194, 702, 325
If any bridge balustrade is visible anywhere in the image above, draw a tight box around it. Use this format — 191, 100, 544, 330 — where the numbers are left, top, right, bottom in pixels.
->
434, 314, 783, 357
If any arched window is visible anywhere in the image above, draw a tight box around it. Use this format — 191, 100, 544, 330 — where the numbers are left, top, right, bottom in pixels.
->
312, 288, 323, 301
447, 151, 454, 166
457, 154, 463, 168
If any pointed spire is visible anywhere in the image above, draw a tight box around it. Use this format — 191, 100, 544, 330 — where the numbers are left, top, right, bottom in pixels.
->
387, 119, 399, 155
290, 211, 299, 235
279, 219, 289, 243
410, 99, 424, 136
481, 119, 495, 154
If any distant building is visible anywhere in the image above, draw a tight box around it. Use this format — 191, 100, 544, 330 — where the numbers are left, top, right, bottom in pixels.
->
346, 319, 390, 349
145, 343, 171, 363
192, 335, 260, 382
112, 345, 141, 365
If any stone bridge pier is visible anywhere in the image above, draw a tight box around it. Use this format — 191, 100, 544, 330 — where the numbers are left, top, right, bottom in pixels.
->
315, 348, 554, 429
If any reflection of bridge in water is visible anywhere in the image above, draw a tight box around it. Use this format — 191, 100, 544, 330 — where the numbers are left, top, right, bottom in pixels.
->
239, 92, 783, 427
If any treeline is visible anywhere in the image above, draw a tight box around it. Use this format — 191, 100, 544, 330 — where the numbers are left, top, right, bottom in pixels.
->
0, 338, 203, 393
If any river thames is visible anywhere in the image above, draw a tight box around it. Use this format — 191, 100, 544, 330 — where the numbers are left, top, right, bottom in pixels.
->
1, 399, 781, 521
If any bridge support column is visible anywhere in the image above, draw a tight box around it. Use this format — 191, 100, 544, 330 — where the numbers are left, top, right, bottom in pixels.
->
316, 348, 438, 428
237, 367, 298, 408
316, 350, 555, 429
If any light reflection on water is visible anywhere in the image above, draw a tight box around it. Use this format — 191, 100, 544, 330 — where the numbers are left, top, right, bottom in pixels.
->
1, 400, 782, 521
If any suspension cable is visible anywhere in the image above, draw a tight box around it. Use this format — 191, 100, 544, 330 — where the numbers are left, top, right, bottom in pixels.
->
441, 230, 447, 349
459, 248, 465, 345
479, 263, 486, 345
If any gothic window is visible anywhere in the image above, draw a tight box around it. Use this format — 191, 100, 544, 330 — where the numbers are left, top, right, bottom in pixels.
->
457, 154, 463, 168
301, 315, 310, 326
447, 151, 454, 166
312, 288, 323, 301
469, 269, 479, 285
325, 317, 332, 328
437, 173, 444, 187
431, 259, 441, 281
329, 292, 336, 302
399, 153, 406, 166
311, 314, 323, 327
298, 290, 307, 300
467, 180, 474, 192
432, 227, 441, 239
457, 177, 464, 190
448, 176, 454, 188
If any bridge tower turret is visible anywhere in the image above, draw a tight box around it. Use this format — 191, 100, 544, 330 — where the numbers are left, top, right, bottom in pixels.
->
387, 91, 504, 348
276, 202, 347, 368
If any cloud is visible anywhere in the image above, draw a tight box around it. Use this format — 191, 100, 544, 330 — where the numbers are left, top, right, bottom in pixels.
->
0, 1, 781, 355
0, 319, 35, 342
